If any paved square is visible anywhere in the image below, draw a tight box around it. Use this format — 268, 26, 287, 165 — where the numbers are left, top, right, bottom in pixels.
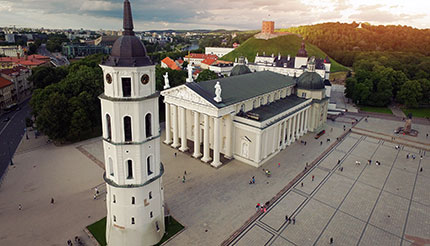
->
229, 118, 430, 246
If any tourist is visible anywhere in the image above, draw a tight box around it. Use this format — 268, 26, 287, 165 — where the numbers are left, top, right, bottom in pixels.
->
301, 182, 304, 187
330, 237, 334, 244
420, 167, 423, 172
182, 175, 186, 183
337, 160, 341, 164
174, 152, 177, 157
256, 203, 260, 211
312, 175, 314, 181
426, 133, 428, 138
304, 141, 307, 145
18, 204, 22, 210
292, 217, 296, 224
184, 170, 187, 175
252, 176, 255, 184
51, 198, 55, 204
285, 215, 288, 221
320, 141, 323, 145
340, 166, 344, 172
278, 163, 280, 167
407, 153, 409, 159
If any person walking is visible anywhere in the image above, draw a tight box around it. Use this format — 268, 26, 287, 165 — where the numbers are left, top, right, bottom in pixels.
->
420, 167, 423, 172
182, 175, 186, 183
312, 175, 314, 181
184, 170, 187, 175
174, 152, 177, 157
330, 237, 334, 244
285, 215, 288, 221
292, 217, 296, 224
18, 204, 22, 210
252, 176, 255, 184
278, 163, 280, 167
301, 182, 304, 187
51, 198, 55, 204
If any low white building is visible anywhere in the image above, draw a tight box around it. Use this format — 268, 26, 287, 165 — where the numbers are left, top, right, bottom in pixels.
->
161, 65, 328, 168
208, 63, 234, 76
247, 42, 331, 81
205, 47, 235, 58
0, 46, 24, 58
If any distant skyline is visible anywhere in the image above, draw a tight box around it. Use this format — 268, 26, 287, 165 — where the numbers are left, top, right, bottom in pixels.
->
0, 0, 429, 31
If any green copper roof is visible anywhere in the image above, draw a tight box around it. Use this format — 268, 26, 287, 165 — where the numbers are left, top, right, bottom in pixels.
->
186, 71, 296, 108
297, 71, 325, 90
230, 64, 251, 76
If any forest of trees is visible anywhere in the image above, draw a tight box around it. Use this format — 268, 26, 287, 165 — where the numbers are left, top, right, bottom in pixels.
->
285, 22, 430, 108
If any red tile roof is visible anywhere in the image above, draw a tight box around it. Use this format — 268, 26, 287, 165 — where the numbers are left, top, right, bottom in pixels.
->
0, 56, 49, 67
161, 57, 181, 71
0, 77, 13, 89
201, 58, 217, 66
0, 66, 30, 76
184, 53, 218, 60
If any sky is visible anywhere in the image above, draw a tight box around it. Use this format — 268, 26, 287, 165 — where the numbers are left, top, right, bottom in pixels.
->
0, 0, 429, 31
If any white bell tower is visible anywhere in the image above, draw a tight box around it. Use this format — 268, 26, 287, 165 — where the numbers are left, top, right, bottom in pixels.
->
99, 1, 165, 245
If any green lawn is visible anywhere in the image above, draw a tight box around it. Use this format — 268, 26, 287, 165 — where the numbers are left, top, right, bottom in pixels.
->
402, 108, 430, 118
359, 106, 393, 114
87, 217, 107, 246
220, 35, 349, 73
87, 216, 184, 246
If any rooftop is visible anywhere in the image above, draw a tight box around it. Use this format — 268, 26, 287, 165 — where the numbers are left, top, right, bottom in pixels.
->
186, 71, 296, 108
0, 76, 13, 89
161, 57, 181, 70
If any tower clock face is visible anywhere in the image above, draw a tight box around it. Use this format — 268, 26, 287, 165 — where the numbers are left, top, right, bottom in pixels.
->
141, 74, 150, 85
106, 73, 112, 84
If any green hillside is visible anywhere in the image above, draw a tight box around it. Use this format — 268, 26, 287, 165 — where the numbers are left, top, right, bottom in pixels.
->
221, 35, 349, 73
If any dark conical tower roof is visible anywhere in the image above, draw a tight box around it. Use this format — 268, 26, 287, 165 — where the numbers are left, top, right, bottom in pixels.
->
102, 0, 152, 67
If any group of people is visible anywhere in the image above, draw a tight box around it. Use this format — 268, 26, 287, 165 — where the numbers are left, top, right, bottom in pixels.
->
285, 215, 296, 224
67, 236, 84, 246
262, 169, 271, 177
406, 153, 419, 160
249, 176, 256, 184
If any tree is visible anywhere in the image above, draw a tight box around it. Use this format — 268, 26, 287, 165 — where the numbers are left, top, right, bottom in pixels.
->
28, 66, 68, 89
196, 69, 218, 82
397, 80, 422, 108
155, 66, 187, 91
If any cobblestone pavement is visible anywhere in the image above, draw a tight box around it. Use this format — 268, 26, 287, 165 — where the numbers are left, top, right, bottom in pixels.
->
228, 132, 430, 246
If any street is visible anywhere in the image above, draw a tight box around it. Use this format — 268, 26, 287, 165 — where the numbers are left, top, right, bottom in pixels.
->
0, 99, 31, 179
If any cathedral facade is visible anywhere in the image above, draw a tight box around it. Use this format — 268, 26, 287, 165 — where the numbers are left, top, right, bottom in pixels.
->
161, 60, 328, 167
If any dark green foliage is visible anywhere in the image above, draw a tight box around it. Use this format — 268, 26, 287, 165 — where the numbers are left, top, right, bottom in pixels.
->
196, 69, 218, 82
30, 54, 104, 142
155, 66, 187, 91
28, 66, 68, 89
46, 34, 69, 52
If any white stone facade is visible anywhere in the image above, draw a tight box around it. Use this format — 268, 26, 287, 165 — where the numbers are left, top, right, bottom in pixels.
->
99, 62, 165, 245
205, 47, 235, 58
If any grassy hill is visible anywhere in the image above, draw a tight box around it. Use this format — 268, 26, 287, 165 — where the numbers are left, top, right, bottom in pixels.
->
221, 34, 349, 73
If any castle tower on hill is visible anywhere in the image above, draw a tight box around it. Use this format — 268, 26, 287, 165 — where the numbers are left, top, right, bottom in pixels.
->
99, 0, 165, 245
261, 21, 275, 34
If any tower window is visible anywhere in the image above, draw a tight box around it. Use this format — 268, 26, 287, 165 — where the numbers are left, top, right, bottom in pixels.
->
127, 160, 133, 179
113, 195, 116, 203
113, 215, 116, 222
301, 92, 307, 98
156, 221, 160, 231
109, 157, 114, 176
149, 191, 152, 199
147, 156, 153, 176
106, 114, 112, 140
131, 217, 135, 224
145, 113, 152, 138
240, 104, 245, 112
150, 211, 153, 218
122, 78, 131, 97
124, 116, 132, 142
131, 196, 135, 205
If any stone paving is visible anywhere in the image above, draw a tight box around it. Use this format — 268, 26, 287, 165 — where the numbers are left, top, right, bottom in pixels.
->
228, 132, 430, 246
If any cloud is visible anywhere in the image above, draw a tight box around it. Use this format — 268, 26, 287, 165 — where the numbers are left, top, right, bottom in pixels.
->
348, 4, 423, 23
80, 1, 121, 11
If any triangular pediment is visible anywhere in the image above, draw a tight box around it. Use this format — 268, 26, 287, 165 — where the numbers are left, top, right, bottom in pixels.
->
161, 85, 216, 108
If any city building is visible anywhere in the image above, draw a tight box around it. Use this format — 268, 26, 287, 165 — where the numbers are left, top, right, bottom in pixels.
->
205, 47, 235, 58
98, 0, 165, 245
200, 57, 217, 70
160, 57, 181, 71
246, 42, 331, 81
0, 76, 14, 109
0, 66, 32, 101
183, 53, 218, 66
62, 44, 111, 59
0, 45, 25, 57
161, 59, 328, 167
0, 54, 51, 69
208, 62, 234, 76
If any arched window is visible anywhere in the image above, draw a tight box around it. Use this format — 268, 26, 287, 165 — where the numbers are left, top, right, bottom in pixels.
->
253, 100, 257, 109
149, 191, 152, 199
106, 114, 112, 140
122, 78, 131, 97
260, 97, 263, 105
109, 157, 114, 176
147, 156, 153, 176
240, 104, 245, 112
145, 113, 152, 138
124, 116, 132, 142
113, 215, 116, 222
131, 217, 135, 224
131, 196, 135, 205
127, 160, 133, 179
150, 211, 153, 218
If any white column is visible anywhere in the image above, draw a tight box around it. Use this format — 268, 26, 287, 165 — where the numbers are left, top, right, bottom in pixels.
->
300, 111, 305, 136
211, 117, 222, 167
291, 114, 296, 142
287, 117, 291, 145
164, 102, 172, 144
281, 121, 287, 149
225, 115, 233, 159
304, 108, 309, 133
171, 105, 180, 148
255, 132, 261, 163
192, 111, 202, 158
179, 107, 188, 152
295, 113, 300, 139
201, 114, 211, 163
